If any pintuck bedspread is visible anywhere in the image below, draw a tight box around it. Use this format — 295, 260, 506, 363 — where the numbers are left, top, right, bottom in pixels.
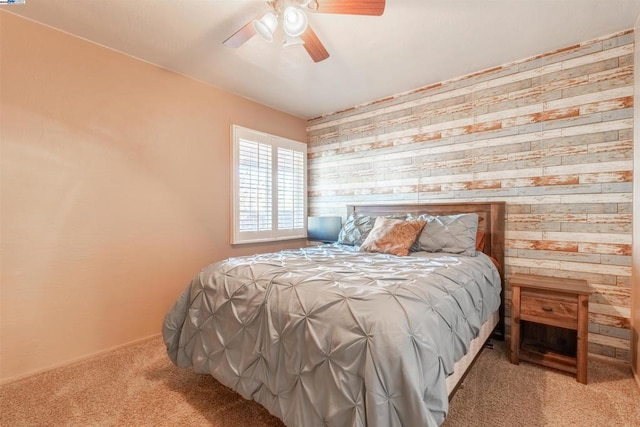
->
163, 244, 501, 426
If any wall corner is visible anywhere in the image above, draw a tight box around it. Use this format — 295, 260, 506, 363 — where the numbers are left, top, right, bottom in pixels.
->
632, 13, 640, 391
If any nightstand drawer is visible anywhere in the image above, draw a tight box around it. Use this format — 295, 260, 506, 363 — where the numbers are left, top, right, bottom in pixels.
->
520, 290, 578, 329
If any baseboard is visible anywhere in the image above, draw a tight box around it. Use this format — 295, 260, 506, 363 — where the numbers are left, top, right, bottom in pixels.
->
588, 352, 631, 366
0, 333, 161, 386
634, 367, 640, 392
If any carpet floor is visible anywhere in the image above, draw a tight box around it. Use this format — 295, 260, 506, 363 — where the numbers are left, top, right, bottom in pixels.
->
1, 336, 638, 426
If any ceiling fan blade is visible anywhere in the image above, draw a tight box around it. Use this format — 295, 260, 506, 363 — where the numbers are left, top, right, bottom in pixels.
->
301, 26, 330, 63
314, 0, 385, 16
223, 21, 257, 48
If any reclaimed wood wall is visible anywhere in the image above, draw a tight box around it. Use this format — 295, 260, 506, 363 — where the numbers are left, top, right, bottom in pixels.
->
307, 30, 633, 362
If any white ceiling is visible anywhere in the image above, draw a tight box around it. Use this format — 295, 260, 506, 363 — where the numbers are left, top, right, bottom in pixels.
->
4, 0, 640, 119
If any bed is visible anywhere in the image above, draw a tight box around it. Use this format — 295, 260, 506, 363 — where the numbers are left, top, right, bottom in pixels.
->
163, 202, 505, 426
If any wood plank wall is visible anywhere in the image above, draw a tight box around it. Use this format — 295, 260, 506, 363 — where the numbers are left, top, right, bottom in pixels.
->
307, 30, 633, 362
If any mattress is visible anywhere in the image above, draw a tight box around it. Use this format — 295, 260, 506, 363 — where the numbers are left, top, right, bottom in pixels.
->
446, 310, 499, 396
163, 244, 501, 426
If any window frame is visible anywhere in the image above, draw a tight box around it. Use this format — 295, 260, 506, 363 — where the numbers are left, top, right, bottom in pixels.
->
231, 125, 307, 244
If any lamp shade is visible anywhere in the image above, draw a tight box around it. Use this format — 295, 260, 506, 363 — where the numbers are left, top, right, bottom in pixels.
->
253, 12, 278, 42
283, 34, 304, 47
307, 216, 342, 243
282, 6, 308, 37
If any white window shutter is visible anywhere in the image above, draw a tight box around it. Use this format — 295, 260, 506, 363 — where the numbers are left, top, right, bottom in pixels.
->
238, 139, 272, 232
231, 125, 307, 244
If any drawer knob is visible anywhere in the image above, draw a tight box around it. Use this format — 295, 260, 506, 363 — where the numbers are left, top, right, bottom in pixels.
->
542, 306, 553, 312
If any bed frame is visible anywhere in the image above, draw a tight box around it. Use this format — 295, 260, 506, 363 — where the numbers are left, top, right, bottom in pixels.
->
346, 202, 506, 397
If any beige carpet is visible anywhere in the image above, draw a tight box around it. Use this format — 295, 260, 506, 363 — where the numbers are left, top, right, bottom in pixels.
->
1, 336, 638, 426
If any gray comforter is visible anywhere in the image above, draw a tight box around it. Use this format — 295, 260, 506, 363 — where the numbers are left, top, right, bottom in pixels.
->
163, 244, 501, 426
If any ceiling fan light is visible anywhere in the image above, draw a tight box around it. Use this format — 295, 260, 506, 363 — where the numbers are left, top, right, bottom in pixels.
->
282, 6, 308, 37
253, 12, 278, 42
283, 35, 304, 48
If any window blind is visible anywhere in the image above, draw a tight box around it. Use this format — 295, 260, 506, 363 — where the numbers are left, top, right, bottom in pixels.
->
238, 139, 272, 232
231, 125, 307, 244
277, 148, 305, 230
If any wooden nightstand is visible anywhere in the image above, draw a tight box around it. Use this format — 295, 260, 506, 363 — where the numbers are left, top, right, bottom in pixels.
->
510, 273, 590, 384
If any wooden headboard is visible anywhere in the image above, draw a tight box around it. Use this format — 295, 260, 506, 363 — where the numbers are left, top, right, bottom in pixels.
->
347, 202, 506, 339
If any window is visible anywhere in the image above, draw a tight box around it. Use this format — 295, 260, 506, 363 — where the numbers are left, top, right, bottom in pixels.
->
231, 125, 307, 244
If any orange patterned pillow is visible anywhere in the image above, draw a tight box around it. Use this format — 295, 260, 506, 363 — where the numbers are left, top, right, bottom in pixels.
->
360, 217, 427, 257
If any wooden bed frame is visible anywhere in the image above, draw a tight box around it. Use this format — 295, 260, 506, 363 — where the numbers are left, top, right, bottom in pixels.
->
347, 202, 506, 398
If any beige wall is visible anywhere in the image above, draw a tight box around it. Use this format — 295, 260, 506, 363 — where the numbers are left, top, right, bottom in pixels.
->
0, 12, 307, 383
633, 17, 640, 388
308, 31, 633, 363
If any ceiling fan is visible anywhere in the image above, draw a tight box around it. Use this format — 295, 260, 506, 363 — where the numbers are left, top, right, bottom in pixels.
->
223, 0, 386, 63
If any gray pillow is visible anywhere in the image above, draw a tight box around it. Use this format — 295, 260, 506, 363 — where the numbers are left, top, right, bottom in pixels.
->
407, 214, 434, 252
337, 213, 406, 246
337, 213, 376, 246
415, 213, 479, 256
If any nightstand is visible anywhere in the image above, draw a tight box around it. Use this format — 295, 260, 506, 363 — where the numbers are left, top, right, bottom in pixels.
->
510, 273, 590, 384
